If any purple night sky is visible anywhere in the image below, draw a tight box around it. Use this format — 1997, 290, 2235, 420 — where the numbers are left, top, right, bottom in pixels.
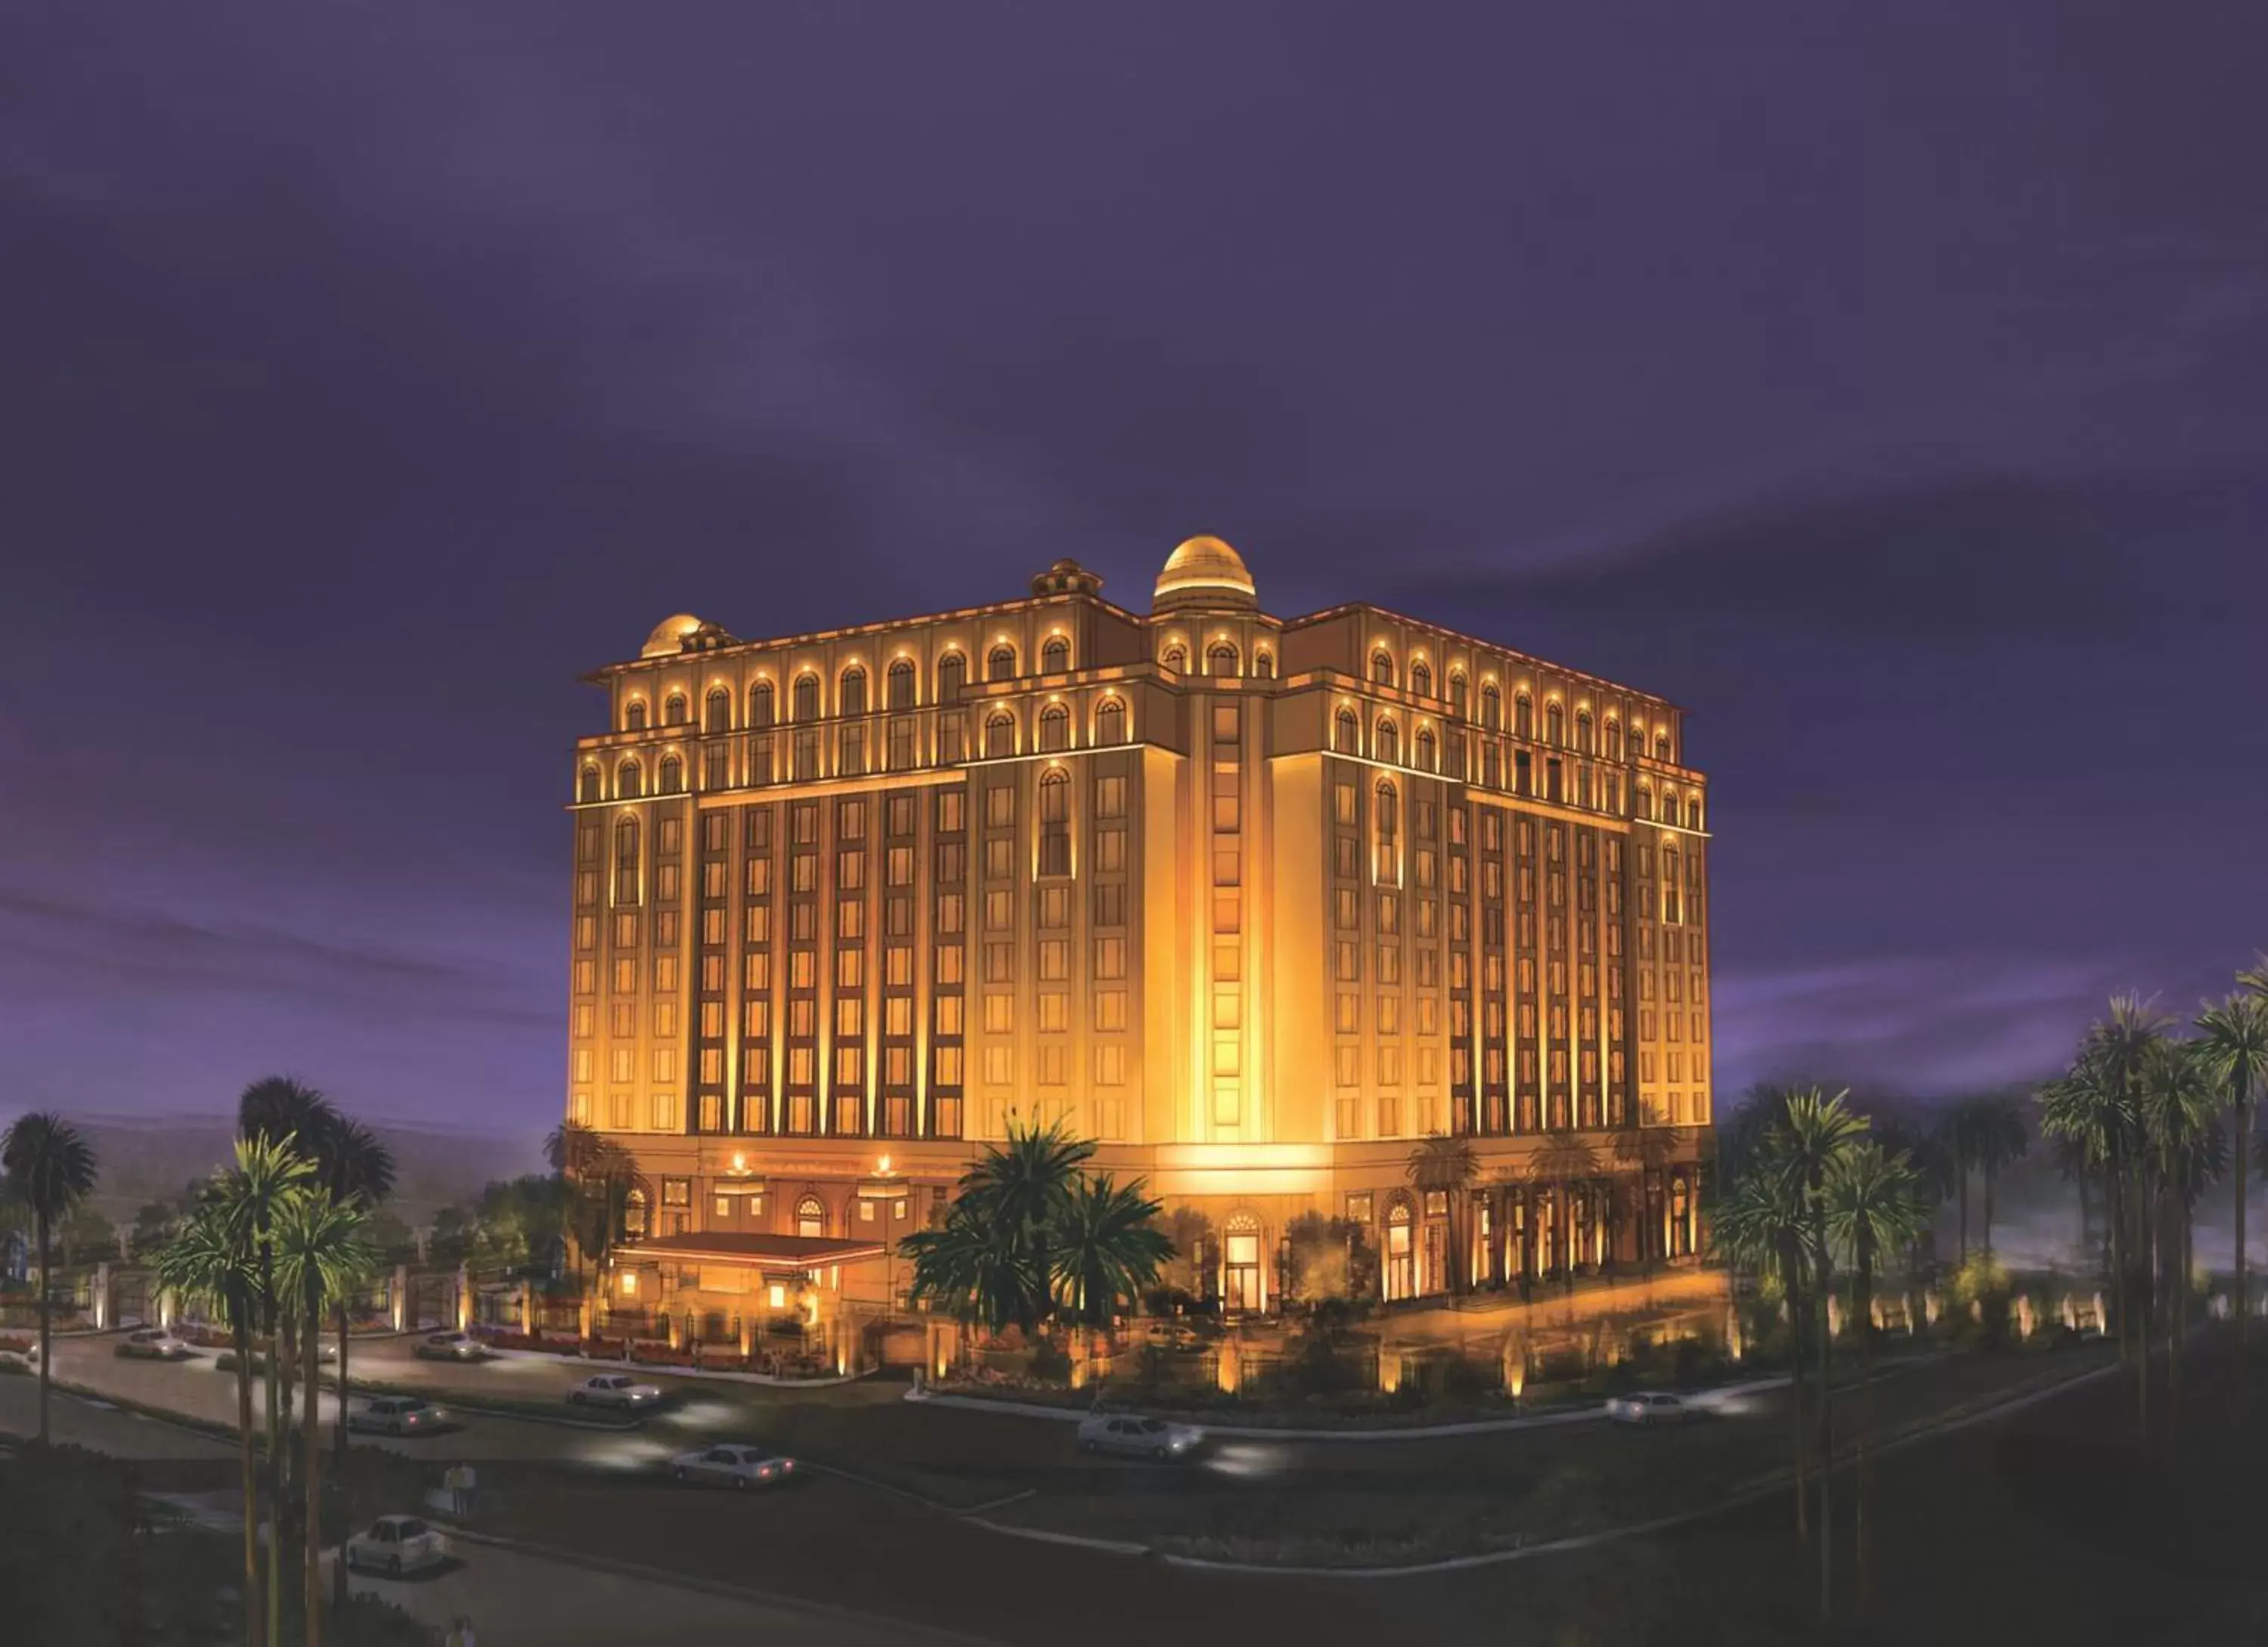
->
4, 5, 2264, 1134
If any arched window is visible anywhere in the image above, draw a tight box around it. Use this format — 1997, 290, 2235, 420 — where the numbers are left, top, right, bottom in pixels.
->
748, 681, 775, 727
1636, 784, 1654, 821
1222, 1210, 1264, 1313
986, 644, 1016, 682
1385, 1200, 1414, 1300
1605, 718, 1622, 761
887, 659, 916, 709
1409, 660, 1433, 699
612, 815, 640, 902
937, 652, 966, 702
839, 667, 868, 717
1482, 684, 1503, 730
578, 765, 602, 805
1687, 797, 1703, 831
984, 712, 1016, 760
704, 687, 731, 734
1448, 672, 1468, 718
1371, 650, 1395, 687
1041, 636, 1070, 674
1039, 703, 1069, 752
624, 699, 648, 731
616, 758, 643, 799
1656, 730, 1673, 761
1334, 708, 1359, 754
1039, 768, 1070, 875
658, 754, 683, 794
1375, 718, 1399, 765
1576, 709, 1594, 752
1207, 643, 1238, 678
1513, 692, 1532, 739
1253, 650, 1275, 679
1545, 701, 1565, 746
1095, 697, 1126, 745
1415, 728, 1436, 771
795, 1196, 826, 1239
1375, 780, 1399, 885
664, 692, 689, 727
1628, 722, 1646, 759
624, 1187, 648, 1238
792, 674, 820, 721
1162, 644, 1188, 672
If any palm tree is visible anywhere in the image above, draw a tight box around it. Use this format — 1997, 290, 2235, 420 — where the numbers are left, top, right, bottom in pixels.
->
903, 1203, 1034, 1348
1823, 1141, 1931, 1606
157, 1199, 265, 1647
954, 1118, 1094, 1333
2138, 1038, 2217, 1435
311, 1115, 395, 1471
1935, 1104, 1978, 1266
1526, 1130, 1602, 1290
275, 1190, 374, 1646
209, 1133, 314, 1647
0, 1112, 98, 1445
236, 1078, 336, 1537
2196, 989, 2268, 1346
547, 1119, 644, 1294
1709, 1160, 1814, 1541
1969, 1097, 2028, 1259
2089, 995, 2172, 1369
1049, 1174, 1174, 1360
1407, 1134, 1480, 1293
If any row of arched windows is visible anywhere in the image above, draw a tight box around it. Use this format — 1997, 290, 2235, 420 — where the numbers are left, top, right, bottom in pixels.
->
621, 639, 1081, 734
1330, 705, 1703, 828
1360, 649, 1675, 763
1158, 640, 1275, 679
1637, 786, 1705, 830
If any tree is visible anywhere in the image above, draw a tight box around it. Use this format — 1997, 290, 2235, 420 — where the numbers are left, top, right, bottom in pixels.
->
2138, 1038, 2217, 1436
158, 1196, 265, 1647
308, 1115, 394, 1480
546, 1120, 646, 1289
0, 1112, 99, 1446
1823, 1141, 1931, 1606
58, 1201, 116, 1270
1709, 1156, 1814, 1542
1968, 1097, 2028, 1258
2087, 995, 2172, 1379
208, 1131, 315, 1647
2196, 988, 2268, 1348
275, 1190, 374, 1646
1049, 1174, 1173, 1355
131, 1199, 182, 1259
953, 1118, 1094, 1333
903, 1205, 1034, 1347
1406, 1134, 1479, 1293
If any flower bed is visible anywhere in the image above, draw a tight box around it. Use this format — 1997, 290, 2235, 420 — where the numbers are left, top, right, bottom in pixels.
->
474, 1329, 579, 1354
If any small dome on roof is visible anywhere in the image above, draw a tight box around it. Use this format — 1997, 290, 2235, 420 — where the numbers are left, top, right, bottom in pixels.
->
1153, 535, 1257, 613
641, 613, 705, 658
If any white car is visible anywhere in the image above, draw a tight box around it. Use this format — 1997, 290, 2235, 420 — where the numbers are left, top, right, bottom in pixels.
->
668, 1443, 799, 1488
117, 1328, 194, 1360
414, 1332, 486, 1363
0, 1342, 38, 1371
568, 1373, 662, 1410
344, 1515, 447, 1577
1076, 1412, 1204, 1460
1606, 1391, 1692, 1427
348, 1395, 445, 1436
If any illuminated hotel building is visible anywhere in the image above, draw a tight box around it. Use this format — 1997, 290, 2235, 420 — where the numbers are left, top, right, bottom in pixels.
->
566, 538, 1711, 1314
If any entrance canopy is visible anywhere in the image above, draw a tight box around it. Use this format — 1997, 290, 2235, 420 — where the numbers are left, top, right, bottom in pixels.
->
620, 1231, 887, 1279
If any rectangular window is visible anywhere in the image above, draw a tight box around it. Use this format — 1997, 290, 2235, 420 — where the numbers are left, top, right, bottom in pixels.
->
1095, 775, 1126, 818
936, 788, 965, 833
934, 994, 964, 1036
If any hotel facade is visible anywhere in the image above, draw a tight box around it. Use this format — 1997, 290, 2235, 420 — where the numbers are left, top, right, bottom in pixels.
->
565, 539, 1711, 1321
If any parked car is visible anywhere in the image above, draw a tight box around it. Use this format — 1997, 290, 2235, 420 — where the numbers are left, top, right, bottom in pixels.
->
1605, 1391, 1692, 1427
117, 1328, 194, 1360
0, 1342, 39, 1372
667, 1443, 799, 1488
1076, 1412, 1204, 1460
414, 1332, 487, 1363
568, 1372, 662, 1410
343, 1515, 447, 1577
348, 1395, 445, 1436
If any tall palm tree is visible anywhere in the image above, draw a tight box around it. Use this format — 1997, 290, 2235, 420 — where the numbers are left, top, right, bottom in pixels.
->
157, 1199, 265, 1647
311, 1115, 395, 1470
954, 1118, 1094, 1333
1969, 1097, 2028, 1258
2038, 1049, 2131, 1344
2138, 1038, 2217, 1435
2196, 989, 2268, 1347
209, 1133, 314, 1647
1709, 1161, 1814, 1541
2089, 995, 2172, 1369
1407, 1134, 1480, 1293
1526, 1130, 1602, 1289
1935, 1104, 1979, 1266
547, 1118, 644, 1292
903, 1204, 1037, 1354
236, 1078, 336, 1531
275, 1190, 374, 1646
1049, 1174, 1174, 1357
1823, 1141, 1931, 1607
0, 1112, 98, 1445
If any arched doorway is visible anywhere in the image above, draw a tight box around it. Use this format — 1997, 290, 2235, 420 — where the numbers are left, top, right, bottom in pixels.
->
1222, 1212, 1264, 1314
1384, 1201, 1415, 1301
795, 1195, 826, 1239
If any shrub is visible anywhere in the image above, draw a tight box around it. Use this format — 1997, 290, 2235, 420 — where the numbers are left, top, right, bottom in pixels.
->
1027, 1337, 1073, 1385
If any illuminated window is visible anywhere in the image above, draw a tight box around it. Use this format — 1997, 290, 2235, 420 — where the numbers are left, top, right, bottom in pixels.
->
839, 667, 868, 716
796, 1196, 825, 1238
578, 765, 602, 804
659, 755, 683, 794
937, 652, 967, 701
1162, 644, 1187, 672
1483, 684, 1502, 730
1041, 636, 1070, 674
1546, 701, 1565, 746
986, 644, 1016, 682
663, 693, 688, 726
1415, 728, 1436, 771
1375, 718, 1399, 764
1095, 697, 1126, 745
792, 674, 819, 721
616, 758, 643, 800
984, 712, 1015, 759
1253, 650, 1275, 679
1208, 643, 1238, 677
1334, 709, 1359, 754
624, 699, 648, 731
1039, 704, 1069, 751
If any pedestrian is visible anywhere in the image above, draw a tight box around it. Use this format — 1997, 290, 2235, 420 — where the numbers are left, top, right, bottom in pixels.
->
459, 1619, 477, 1647
445, 1462, 465, 1517
457, 1459, 478, 1517
443, 1619, 463, 1647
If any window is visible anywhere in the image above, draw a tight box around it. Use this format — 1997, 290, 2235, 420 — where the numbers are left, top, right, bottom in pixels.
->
986, 644, 1016, 681
1415, 727, 1436, 771
1688, 798, 1703, 830
1334, 709, 1359, 754
1162, 644, 1187, 672
1546, 701, 1565, 746
616, 758, 643, 799
1374, 780, 1399, 882
746, 681, 775, 728
1253, 650, 1275, 678
984, 712, 1016, 759
1375, 718, 1399, 764
795, 1196, 826, 1238
1040, 770, 1070, 876
839, 668, 867, 716
1657, 730, 1672, 761
1605, 718, 1622, 761
664, 693, 688, 726
1448, 671, 1468, 716
1095, 697, 1126, 745
578, 765, 601, 804
1041, 635, 1070, 674
703, 687, 731, 734
937, 652, 967, 702
1371, 650, 1394, 686
1208, 643, 1238, 677
792, 674, 819, 721
1039, 703, 1069, 751
658, 754, 683, 794
624, 699, 648, 731
1482, 683, 1502, 730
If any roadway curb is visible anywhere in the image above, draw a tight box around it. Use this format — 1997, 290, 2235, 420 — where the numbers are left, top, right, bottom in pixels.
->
431, 1521, 1006, 1646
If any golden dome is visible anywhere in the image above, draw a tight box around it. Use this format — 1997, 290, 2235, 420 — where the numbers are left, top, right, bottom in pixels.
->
640, 613, 705, 658
1153, 535, 1258, 613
